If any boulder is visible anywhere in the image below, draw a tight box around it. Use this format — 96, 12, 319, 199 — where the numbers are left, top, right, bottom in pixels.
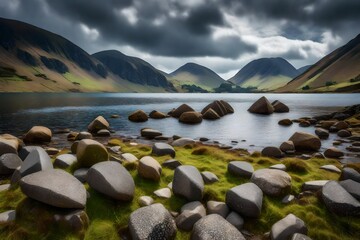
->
71, 141, 79, 154
45, 147, 60, 155
324, 148, 344, 158
299, 121, 311, 127
282, 194, 295, 204
320, 120, 337, 129
152, 142, 176, 157
340, 168, 360, 183
270, 214, 307, 240
333, 121, 349, 130
128, 110, 148, 122
278, 119, 293, 126
228, 161, 254, 178
201, 101, 227, 117
54, 154, 77, 168
0, 153, 22, 175
176, 201, 206, 231
141, 128, 162, 139
53, 210, 89, 233
75, 131, 92, 140
138, 196, 154, 207
302, 180, 329, 191
251, 169, 291, 196
280, 141, 295, 152
322, 181, 360, 216
226, 182, 263, 218
270, 164, 287, 171
87, 116, 109, 133
337, 130, 351, 138
19, 147, 53, 178
206, 201, 229, 218
149, 110, 167, 119
172, 138, 196, 147
173, 165, 204, 201
192, 214, 245, 240
291, 233, 312, 240
320, 165, 341, 173
262, 146, 283, 158
172, 104, 195, 118
138, 156, 162, 181
97, 129, 110, 136
154, 188, 172, 199
76, 139, 108, 168
121, 153, 138, 163
162, 159, 182, 169
24, 126, 52, 143
0, 210, 16, 223
315, 128, 329, 139
73, 168, 88, 183
272, 100, 290, 113
129, 203, 177, 240
0, 136, 19, 156
220, 100, 235, 114
20, 169, 87, 208
289, 132, 321, 151
179, 111, 202, 124
248, 96, 274, 115
202, 108, 220, 120
87, 161, 135, 201
201, 171, 219, 184
226, 211, 244, 230
340, 180, 360, 201
0, 184, 10, 192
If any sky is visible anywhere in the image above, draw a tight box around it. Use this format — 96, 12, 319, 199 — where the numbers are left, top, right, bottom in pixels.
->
0, 0, 359, 79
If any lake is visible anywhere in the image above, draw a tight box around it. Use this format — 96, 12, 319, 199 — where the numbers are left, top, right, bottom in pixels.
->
0, 93, 359, 159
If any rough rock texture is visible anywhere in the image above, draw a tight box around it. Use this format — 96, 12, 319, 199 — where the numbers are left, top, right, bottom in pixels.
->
76, 139, 108, 167
176, 201, 206, 231
128, 110, 148, 122
138, 156, 162, 181
228, 161, 254, 178
87, 116, 109, 133
152, 143, 176, 157
173, 165, 204, 201
202, 108, 220, 120
19, 147, 53, 178
206, 200, 229, 218
172, 104, 195, 118
24, 126, 52, 143
270, 214, 307, 240
289, 132, 321, 151
251, 169, 291, 196
226, 211, 244, 230
248, 96, 274, 115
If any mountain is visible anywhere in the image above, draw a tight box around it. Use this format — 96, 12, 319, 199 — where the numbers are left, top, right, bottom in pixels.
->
168, 62, 225, 91
278, 34, 360, 92
229, 57, 299, 91
297, 65, 312, 74
0, 17, 175, 92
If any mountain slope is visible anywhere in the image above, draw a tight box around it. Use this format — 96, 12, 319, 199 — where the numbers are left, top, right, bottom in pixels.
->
297, 65, 312, 74
229, 57, 299, 91
278, 34, 360, 92
168, 62, 225, 90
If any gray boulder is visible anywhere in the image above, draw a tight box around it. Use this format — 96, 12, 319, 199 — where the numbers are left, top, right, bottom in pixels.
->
141, 128, 162, 139
54, 154, 77, 168
138, 196, 154, 207
270, 214, 307, 240
138, 156, 162, 181
206, 201, 229, 218
73, 168, 88, 183
173, 165, 204, 201
320, 165, 341, 173
176, 201, 206, 231
340, 167, 360, 182
121, 153, 138, 163
192, 214, 245, 240
88, 116, 109, 133
19, 169, 86, 208
87, 161, 135, 201
152, 142, 176, 157
226, 182, 263, 218
226, 211, 244, 230
0, 153, 22, 175
270, 164, 286, 171
129, 203, 177, 240
172, 138, 196, 147
289, 132, 321, 151
154, 188, 172, 199
162, 159, 182, 169
262, 146, 283, 158
201, 171, 219, 184
19, 147, 53, 178
0, 210, 16, 223
340, 180, 360, 201
302, 180, 329, 191
251, 169, 291, 196
228, 161, 254, 178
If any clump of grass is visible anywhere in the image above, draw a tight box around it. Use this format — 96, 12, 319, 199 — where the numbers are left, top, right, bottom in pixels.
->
191, 148, 208, 155
84, 220, 120, 240
251, 151, 261, 157
123, 161, 138, 171
283, 158, 308, 173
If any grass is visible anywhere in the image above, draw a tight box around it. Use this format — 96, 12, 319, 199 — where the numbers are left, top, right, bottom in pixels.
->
0, 139, 360, 239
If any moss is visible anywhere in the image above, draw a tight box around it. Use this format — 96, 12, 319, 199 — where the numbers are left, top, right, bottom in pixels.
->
283, 158, 308, 173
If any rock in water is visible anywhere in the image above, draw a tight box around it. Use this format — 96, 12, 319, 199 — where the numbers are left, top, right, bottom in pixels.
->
172, 138, 196, 147
141, 128, 162, 139
76, 139, 108, 167
324, 148, 344, 158
87, 116, 109, 133
173, 165, 204, 201
19, 147, 53, 178
226, 182, 263, 218
201, 100, 227, 117
280, 141, 295, 152
19, 169, 86, 208
149, 110, 167, 119
129, 203, 177, 240
278, 119, 293, 126
171, 104, 195, 118
220, 100, 234, 114
152, 143, 176, 157
289, 132, 321, 151
272, 100, 290, 113
202, 108, 220, 120
24, 126, 52, 143
251, 169, 291, 196
191, 214, 245, 240
87, 161, 135, 201
179, 111, 203, 124
315, 128, 329, 139
128, 110, 148, 122
138, 156, 162, 181
248, 96, 274, 115
270, 214, 307, 240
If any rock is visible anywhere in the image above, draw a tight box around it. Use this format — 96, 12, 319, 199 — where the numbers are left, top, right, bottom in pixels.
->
172, 138, 196, 147
24, 126, 52, 143
138, 156, 162, 181
67, 131, 78, 141
201, 171, 219, 184
149, 110, 167, 119
312, 152, 325, 159
333, 141, 341, 146
20, 169, 86, 208
141, 128, 162, 139
45, 147, 60, 155
202, 108, 220, 120
121, 153, 138, 163
337, 129, 351, 138
262, 146, 283, 158
76, 139, 108, 167
0, 210, 16, 223
173, 165, 204, 201
320, 120, 337, 129
340, 168, 360, 182
299, 121, 310, 127
280, 141, 295, 153
282, 194, 295, 204
109, 145, 121, 154
0, 136, 19, 156
71, 141, 79, 154
320, 165, 341, 173
226, 211, 244, 230
87, 116, 109, 133
179, 111, 202, 124
289, 132, 321, 151
171, 104, 195, 118
333, 121, 349, 130
128, 110, 148, 122
73, 168, 88, 183
192, 214, 245, 240
278, 119, 293, 126
54, 154, 77, 168
154, 187, 172, 198
270, 214, 307, 240
340, 180, 360, 201
19, 147, 53, 178
110, 114, 119, 118
54, 210, 89, 233
199, 137, 209, 142
322, 181, 360, 216
347, 146, 360, 152
291, 233, 312, 240
10, 168, 21, 186
270, 164, 286, 171
162, 159, 182, 169
138, 196, 154, 206
228, 161, 254, 178
152, 142, 176, 157
302, 180, 329, 192
201, 101, 227, 117
220, 100, 234, 114
324, 147, 344, 158
97, 129, 111, 136
251, 169, 291, 197
272, 100, 290, 113
0, 184, 10, 192
315, 128, 329, 139
129, 203, 177, 240
176, 201, 206, 231
248, 96, 274, 115
75, 131, 92, 140
206, 201, 229, 218
226, 182, 263, 218
0, 153, 22, 175
87, 161, 135, 201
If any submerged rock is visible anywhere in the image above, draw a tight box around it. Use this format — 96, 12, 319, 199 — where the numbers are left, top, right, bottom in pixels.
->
179, 111, 203, 124
128, 110, 148, 122
171, 104, 195, 118
272, 100, 290, 113
248, 96, 274, 115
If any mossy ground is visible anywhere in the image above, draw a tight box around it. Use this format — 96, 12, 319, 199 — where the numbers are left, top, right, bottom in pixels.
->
1, 139, 360, 240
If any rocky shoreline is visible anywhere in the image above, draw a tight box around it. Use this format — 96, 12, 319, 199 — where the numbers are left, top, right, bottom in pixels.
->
0, 98, 360, 239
